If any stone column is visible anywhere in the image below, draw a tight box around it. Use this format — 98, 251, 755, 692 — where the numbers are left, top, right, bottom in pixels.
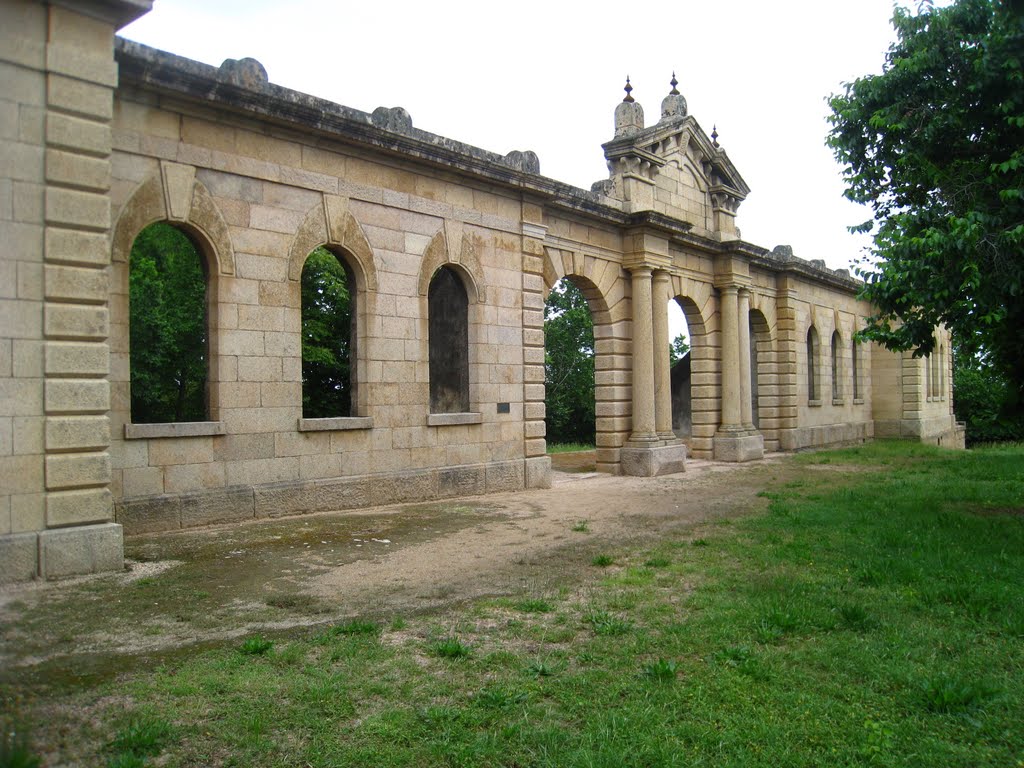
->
652, 270, 674, 440
738, 288, 753, 428
628, 267, 658, 444
718, 285, 741, 429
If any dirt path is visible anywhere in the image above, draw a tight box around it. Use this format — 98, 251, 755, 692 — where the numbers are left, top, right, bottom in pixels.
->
0, 454, 792, 686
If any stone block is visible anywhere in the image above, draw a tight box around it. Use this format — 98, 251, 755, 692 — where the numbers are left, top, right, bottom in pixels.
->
115, 494, 181, 534
620, 443, 687, 477
712, 431, 764, 463
38, 522, 123, 580
46, 74, 112, 121
45, 186, 109, 230
121, 465, 164, 497
43, 303, 107, 339
45, 451, 111, 489
45, 148, 110, 191
180, 486, 254, 528
438, 464, 485, 498
524, 455, 552, 489
370, 468, 438, 507
45, 378, 108, 413
485, 460, 525, 493
0, 532, 38, 584
46, 486, 111, 526
45, 227, 109, 267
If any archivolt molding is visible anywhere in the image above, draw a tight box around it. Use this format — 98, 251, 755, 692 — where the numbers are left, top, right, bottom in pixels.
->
417, 221, 485, 303
287, 195, 378, 292
540, 246, 623, 306
111, 161, 235, 275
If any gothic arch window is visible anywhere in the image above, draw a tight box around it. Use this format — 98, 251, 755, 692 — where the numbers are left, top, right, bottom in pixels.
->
831, 330, 842, 401
807, 325, 820, 403
428, 266, 470, 413
301, 246, 357, 418
129, 222, 210, 424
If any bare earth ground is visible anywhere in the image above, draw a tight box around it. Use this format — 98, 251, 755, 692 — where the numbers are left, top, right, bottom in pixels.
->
0, 452, 796, 692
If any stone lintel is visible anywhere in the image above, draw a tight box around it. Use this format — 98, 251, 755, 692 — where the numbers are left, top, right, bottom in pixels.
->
620, 443, 687, 477
713, 429, 764, 462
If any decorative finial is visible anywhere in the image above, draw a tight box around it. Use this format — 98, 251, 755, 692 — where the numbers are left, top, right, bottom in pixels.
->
669, 72, 679, 95
623, 76, 634, 103
711, 124, 720, 147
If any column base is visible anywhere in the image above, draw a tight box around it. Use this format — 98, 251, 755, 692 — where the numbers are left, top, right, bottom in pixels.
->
620, 443, 687, 477
713, 429, 764, 462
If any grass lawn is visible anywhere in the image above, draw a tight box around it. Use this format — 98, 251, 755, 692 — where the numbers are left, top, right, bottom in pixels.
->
546, 442, 595, 454
4, 442, 1024, 767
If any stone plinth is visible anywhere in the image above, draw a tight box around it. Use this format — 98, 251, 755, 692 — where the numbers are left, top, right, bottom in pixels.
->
713, 429, 764, 462
620, 443, 687, 477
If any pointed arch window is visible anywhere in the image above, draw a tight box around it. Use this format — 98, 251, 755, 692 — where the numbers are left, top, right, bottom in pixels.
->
831, 330, 843, 403
428, 266, 471, 414
807, 325, 821, 405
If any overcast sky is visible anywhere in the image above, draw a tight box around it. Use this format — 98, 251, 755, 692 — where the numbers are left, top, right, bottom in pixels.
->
120, 1, 912, 272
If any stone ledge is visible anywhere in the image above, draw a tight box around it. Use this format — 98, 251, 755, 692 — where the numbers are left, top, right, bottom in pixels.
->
298, 417, 373, 432
427, 412, 482, 427
125, 421, 226, 439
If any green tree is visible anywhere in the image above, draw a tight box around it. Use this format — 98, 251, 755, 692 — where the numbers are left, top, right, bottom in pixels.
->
129, 222, 207, 423
669, 333, 690, 364
301, 247, 352, 418
827, 0, 1024, 414
544, 279, 595, 445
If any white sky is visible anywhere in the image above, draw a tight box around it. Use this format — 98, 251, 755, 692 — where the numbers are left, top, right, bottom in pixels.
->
120, 0, 907, 274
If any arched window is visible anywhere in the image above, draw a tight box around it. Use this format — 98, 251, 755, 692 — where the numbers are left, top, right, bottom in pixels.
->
851, 339, 861, 400
301, 246, 355, 418
129, 222, 208, 423
831, 330, 842, 401
938, 344, 945, 399
806, 326, 820, 403
428, 266, 470, 413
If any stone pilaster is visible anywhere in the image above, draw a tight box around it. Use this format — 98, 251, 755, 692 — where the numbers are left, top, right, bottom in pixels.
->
773, 278, 800, 451
520, 212, 551, 488
652, 270, 674, 440
713, 282, 762, 462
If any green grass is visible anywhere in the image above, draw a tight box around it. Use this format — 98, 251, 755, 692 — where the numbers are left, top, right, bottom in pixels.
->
10, 443, 1024, 767
546, 442, 595, 454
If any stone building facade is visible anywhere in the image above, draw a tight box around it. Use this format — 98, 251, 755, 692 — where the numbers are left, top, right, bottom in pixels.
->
0, 0, 962, 583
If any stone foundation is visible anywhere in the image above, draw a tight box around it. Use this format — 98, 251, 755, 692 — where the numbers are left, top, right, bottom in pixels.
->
114, 458, 549, 535
620, 443, 687, 477
0, 524, 124, 584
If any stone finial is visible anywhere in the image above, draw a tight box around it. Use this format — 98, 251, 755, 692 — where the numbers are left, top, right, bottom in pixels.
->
371, 106, 414, 134
503, 150, 541, 174
219, 57, 269, 89
614, 76, 645, 138
659, 71, 688, 121
711, 124, 720, 147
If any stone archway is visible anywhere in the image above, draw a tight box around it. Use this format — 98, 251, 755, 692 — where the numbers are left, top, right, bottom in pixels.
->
669, 278, 716, 459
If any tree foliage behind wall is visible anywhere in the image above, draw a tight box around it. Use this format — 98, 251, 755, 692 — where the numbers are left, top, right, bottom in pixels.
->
954, 343, 1024, 445
301, 247, 352, 418
129, 222, 207, 423
544, 279, 595, 445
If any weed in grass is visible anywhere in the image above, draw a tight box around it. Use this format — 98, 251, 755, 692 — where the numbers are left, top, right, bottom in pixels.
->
514, 598, 553, 614
837, 602, 878, 631
714, 645, 769, 680
585, 610, 633, 636
591, 554, 615, 567
0, 728, 41, 768
475, 686, 528, 709
107, 715, 173, 760
390, 617, 407, 631
919, 675, 996, 713
644, 556, 671, 568
238, 636, 273, 656
571, 521, 590, 533
331, 619, 382, 636
526, 659, 562, 677
430, 636, 472, 659
753, 618, 785, 644
691, 538, 709, 547
642, 658, 679, 682
106, 756, 146, 768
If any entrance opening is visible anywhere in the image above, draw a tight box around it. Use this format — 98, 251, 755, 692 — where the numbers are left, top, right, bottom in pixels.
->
668, 298, 692, 439
544, 277, 595, 449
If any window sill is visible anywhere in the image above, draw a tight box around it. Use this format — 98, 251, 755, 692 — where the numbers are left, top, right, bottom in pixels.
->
808, 399, 823, 408
298, 417, 374, 432
853, 398, 865, 405
427, 412, 482, 426
832, 398, 845, 406
125, 421, 226, 440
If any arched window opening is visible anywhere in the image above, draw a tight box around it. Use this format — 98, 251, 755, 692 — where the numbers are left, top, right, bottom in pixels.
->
851, 339, 861, 400
938, 344, 945, 399
806, 326, 820, 403
129, 221, 209, 424
429, 266, 470, 413
831, 330, 842, 401
544, 277, 596, 446
301, 246, 355, 419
